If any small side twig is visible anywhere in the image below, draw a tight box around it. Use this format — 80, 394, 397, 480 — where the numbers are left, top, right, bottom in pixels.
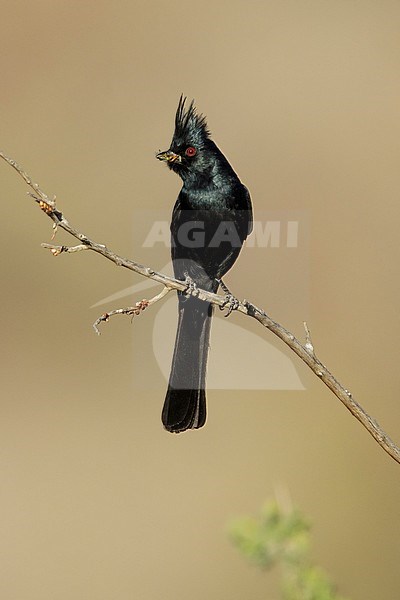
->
92, 287, 171, 335
42, 243, 89, 256
2, 150, 400, 465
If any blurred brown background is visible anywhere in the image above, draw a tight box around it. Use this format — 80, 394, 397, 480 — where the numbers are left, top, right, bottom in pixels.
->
1, 1, 400, 599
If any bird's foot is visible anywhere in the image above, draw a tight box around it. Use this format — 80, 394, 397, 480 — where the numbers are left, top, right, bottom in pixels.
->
183, 273, 198, 298
217, 279, 240, 317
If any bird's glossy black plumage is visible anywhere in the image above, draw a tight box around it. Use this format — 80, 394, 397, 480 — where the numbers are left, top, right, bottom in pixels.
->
157, 96, 253, 432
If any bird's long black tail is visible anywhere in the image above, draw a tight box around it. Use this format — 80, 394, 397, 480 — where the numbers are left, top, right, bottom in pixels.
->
162, 294, 214, 433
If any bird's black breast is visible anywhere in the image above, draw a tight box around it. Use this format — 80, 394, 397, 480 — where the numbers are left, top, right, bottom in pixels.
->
170, 182, 252, 287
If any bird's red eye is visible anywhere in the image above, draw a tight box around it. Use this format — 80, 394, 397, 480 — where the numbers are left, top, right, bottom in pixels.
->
185, 146, 197, 157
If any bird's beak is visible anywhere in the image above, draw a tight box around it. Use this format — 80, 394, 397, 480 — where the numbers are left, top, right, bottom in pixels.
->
156, 150, 182, 164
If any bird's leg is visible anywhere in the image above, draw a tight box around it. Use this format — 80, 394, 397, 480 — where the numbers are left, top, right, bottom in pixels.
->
217, 279, 240, 317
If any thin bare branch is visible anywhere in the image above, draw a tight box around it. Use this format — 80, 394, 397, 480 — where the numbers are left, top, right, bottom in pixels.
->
2, 150, 400, 465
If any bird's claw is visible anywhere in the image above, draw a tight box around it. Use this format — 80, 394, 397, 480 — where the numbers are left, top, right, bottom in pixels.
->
183, 273, 198, 298
217, 279, 239, 317
220, 292, 240, 317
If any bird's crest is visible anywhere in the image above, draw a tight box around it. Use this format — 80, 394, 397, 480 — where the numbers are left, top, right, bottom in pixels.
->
173, 95, 210, 148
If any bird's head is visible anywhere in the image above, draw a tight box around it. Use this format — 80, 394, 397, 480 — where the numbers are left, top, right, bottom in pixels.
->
156, 95, 213, 179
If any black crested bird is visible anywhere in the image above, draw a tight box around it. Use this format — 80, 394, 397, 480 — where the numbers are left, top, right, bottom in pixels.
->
156, 96, 253, 433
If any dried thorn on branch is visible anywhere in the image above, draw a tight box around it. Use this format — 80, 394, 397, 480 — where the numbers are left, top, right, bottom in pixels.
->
303, 321, 315, 357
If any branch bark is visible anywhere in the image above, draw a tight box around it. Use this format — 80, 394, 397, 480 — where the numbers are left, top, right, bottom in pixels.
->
2, 150, 399, 465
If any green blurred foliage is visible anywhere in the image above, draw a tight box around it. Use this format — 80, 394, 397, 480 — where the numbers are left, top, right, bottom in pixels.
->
229, 501, 348, 600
